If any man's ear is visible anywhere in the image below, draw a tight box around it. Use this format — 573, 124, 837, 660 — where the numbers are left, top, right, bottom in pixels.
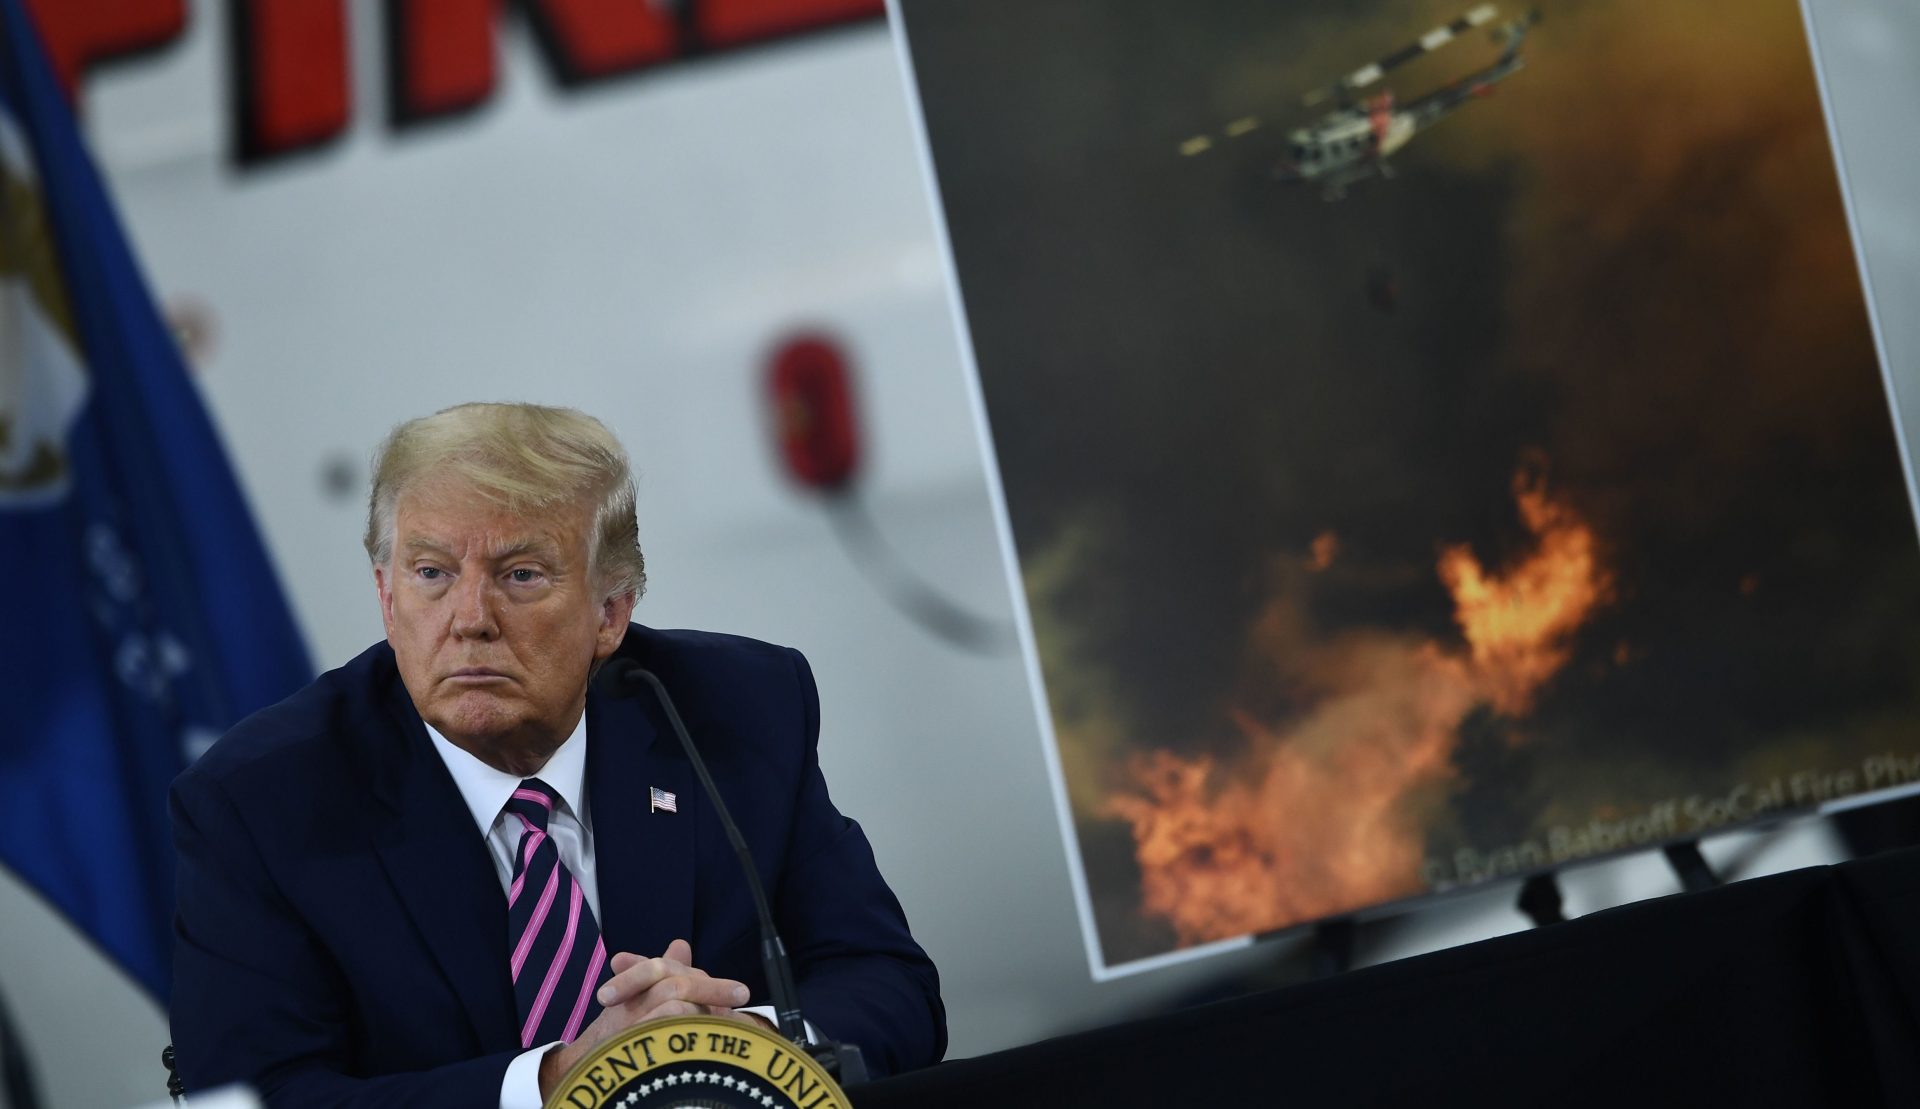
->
374, 563, 398, 640
595, 590, 636, 659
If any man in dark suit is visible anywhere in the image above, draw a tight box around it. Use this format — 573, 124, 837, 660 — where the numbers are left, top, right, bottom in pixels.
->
170, 403, 944, 1105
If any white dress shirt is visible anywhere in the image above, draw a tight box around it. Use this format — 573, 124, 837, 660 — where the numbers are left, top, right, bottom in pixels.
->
424, 715, 791, 1109
426, 717, 589, 1109
428, 716, 598, 920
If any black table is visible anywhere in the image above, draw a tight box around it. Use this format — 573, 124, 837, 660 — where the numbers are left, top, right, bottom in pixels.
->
855, 846, 1920, 1106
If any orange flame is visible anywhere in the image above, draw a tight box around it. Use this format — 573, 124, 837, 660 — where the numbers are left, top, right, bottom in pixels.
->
1308, 530, 1340, 572
1104, 470, 1610, 946
1438, 472, 1614, 715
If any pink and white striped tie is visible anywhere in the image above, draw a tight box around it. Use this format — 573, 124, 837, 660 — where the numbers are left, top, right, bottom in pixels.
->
504, 779, 612, 1048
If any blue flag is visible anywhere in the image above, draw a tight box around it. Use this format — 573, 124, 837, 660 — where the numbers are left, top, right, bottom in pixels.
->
0, 0, 312, 1002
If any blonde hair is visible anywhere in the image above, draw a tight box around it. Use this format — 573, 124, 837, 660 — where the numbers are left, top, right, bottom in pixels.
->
364, 402, 645, 600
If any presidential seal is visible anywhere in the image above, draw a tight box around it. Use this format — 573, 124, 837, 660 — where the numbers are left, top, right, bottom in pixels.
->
545, 1015, 850, 1109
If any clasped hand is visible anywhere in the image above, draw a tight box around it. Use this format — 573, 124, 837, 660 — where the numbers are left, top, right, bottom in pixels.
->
537, 938, 767, 1097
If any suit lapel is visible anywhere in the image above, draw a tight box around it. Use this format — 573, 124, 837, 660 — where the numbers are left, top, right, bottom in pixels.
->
365, 690, 519, 1051
587, 685, 697, 962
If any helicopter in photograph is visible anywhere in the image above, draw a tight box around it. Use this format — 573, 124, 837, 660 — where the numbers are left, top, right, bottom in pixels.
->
1179, 5, 1542, 201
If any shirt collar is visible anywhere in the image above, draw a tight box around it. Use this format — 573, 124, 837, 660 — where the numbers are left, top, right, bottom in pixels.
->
425, 711, 590, 840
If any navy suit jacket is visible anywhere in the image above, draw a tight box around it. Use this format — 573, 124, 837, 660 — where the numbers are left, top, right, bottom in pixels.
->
170, 625, 944, 1104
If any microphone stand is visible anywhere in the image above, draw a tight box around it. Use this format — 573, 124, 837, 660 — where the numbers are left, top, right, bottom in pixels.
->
599, 659, 868, 1085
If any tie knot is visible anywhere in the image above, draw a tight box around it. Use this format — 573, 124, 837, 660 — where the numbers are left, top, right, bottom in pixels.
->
505, 778, 559, 832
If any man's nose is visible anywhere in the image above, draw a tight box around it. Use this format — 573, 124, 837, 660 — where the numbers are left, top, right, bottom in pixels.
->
450, 574, 500, 640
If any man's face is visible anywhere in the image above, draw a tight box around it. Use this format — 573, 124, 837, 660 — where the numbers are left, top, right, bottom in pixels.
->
375, 483, 633, 772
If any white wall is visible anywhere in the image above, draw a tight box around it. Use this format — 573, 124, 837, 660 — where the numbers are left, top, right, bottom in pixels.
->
2, 0, 1916, 1105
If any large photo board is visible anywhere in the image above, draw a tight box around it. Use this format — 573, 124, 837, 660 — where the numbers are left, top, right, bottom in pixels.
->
894, 0, 1920, 975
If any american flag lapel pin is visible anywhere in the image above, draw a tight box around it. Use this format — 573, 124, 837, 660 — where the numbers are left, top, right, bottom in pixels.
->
650, 786, 678, 814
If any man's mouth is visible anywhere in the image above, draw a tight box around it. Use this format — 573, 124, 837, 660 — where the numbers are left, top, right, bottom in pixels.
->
446, 667, 511, 684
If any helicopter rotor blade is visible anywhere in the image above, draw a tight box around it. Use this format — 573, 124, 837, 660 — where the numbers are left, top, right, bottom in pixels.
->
1176, 115, 1263, 156
1303, 3, 1501, 106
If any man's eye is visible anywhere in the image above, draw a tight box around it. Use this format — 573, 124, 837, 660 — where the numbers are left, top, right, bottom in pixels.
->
509, 568, 541, 583
417, 566, 443, 580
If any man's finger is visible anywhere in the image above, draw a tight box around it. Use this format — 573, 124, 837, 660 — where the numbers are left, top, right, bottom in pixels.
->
664, 938, 693, 965
633, 998, 703, 1023
597, 956, 689, 1007
621, 973, 750, 1015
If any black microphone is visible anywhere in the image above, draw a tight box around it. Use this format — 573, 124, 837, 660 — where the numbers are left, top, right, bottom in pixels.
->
596, 657, 866, 1084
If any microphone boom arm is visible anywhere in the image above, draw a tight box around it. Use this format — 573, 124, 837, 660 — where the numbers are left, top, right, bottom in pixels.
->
603, 661, 808, 1046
